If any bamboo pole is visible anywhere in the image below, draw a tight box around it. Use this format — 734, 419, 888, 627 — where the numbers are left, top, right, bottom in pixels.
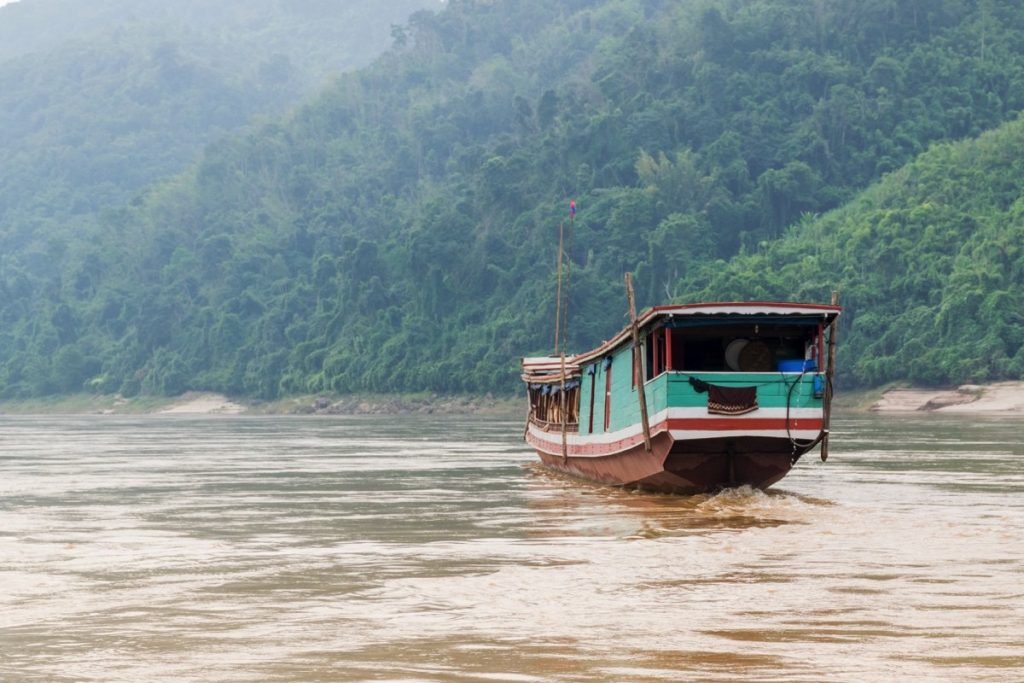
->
560, 352, 568, 462
625, 273, 652, 453
523, 387, 533, 440
821, 290, 839, 462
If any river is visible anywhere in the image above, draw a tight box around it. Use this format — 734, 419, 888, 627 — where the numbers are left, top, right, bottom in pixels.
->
0, 413, 1021, 682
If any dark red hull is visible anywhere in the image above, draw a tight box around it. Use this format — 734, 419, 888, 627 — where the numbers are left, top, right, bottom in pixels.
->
530, 428, 819, 494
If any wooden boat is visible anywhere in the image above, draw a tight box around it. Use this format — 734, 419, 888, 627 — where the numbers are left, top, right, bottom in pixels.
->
522, 299, 841, 493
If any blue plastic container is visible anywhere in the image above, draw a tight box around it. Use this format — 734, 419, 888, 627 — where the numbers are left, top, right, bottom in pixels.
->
777, 359, 817, 373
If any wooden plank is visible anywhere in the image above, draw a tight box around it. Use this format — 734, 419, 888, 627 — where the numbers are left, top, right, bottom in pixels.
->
625, 273, 652, 453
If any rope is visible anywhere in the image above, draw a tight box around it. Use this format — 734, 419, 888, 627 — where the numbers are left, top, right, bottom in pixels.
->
783, 370, 806, 454
781, 370, 832, 463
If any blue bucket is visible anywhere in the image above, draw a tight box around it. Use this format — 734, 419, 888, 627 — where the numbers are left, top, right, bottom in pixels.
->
777, 359, 816, 373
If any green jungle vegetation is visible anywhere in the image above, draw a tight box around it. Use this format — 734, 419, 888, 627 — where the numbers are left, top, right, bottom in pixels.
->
2, 0, 1023, 400
685, 116, 1024, 387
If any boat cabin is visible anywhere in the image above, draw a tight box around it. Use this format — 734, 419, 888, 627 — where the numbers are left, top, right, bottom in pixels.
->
523, 303, 839, 436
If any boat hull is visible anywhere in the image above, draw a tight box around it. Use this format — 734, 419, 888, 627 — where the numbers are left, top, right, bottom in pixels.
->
522, 301, 841, 494
528, 422, 820, 494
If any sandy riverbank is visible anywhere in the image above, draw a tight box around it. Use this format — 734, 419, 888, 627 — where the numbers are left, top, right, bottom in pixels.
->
157, 392, 246, 415
149, 382, 1024, 415
0, 392, 522, 416
4, 384, 1024, 416
867, 381, 1024, 414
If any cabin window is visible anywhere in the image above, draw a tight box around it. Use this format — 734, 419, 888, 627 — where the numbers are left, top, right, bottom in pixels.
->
655, 329, 666, 376
662, 323, 819, 372
669, 328, 684, 370
643, 328, 667, 381
587, 365, 597, 433
527, 381, 580, 426
603, 357, 613, 431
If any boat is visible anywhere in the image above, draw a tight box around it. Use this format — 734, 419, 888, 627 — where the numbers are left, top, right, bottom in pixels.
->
522, 292, 841, 494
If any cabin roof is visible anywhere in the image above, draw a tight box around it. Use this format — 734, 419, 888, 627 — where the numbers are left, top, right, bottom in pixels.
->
520, 355, 582, 384
570, 301, 841, 366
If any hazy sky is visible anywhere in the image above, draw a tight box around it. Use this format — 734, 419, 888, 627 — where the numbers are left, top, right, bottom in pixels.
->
0, 0, 20, 7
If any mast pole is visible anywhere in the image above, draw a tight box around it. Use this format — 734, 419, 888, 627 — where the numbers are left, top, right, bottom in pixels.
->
560, 352, 568, 462
625, 272, 652, 453
559, 204, 576, 462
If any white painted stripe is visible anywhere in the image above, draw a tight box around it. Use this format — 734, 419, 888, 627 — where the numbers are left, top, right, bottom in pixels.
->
668, 429, 821, 440
662, 406, 821, 419
657, 304, 836, 317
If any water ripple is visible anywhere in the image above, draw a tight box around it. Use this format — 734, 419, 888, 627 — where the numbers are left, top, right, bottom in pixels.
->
0, 413, 1022, 682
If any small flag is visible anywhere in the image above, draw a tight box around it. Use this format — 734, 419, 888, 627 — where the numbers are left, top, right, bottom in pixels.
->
569, 199, 576, 217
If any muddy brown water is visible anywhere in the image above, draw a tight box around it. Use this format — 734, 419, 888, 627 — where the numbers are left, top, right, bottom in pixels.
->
1, 413, 1021, 681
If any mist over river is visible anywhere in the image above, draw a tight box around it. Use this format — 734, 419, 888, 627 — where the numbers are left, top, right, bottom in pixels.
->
1, 413, 1021, 682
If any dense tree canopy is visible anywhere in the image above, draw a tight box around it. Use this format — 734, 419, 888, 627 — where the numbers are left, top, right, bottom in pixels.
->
684, 115, 1024, 388
2, 0, 1024, 399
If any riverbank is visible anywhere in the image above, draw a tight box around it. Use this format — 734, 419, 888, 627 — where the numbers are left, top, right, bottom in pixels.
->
864, 381, 1024, 413
3, 382, 1024, 416
0, 391, 523, 416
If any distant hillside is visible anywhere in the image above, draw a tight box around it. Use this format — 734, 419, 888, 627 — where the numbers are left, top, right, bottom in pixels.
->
682, 114, 1024, 388
0, 0, 432, 77
0, 0, 436, 228
2, 0, 1024, 399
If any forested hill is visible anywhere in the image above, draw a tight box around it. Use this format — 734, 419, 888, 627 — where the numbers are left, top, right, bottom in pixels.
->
0, 0, 436, 228
3, 0, 1024, 399
684, 115, 1024, 389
